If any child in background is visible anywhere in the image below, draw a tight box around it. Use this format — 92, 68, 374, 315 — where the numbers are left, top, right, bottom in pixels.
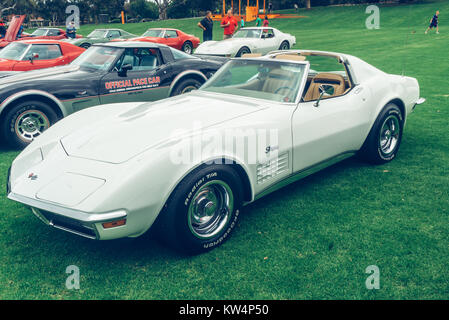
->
425, 10, 439, 34
263, 16, 269, 27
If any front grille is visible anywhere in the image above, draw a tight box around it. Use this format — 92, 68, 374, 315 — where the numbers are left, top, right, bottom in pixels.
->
37, 209, 97, 239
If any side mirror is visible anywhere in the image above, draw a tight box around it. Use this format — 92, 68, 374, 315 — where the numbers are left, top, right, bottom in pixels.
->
314, 84, 335, 107
29, 53, 39, 63
118, 63, 133, 76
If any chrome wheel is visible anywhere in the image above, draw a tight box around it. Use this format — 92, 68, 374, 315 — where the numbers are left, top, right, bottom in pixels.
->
183, 43, 192, 54
280, 42, 290, 50
14, 109, 50, 142
379, 115, 400, 155
188, 180, 234, 239
181, 85, 198, 94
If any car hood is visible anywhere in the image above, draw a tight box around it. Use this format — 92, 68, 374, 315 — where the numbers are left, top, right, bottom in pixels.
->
0, 64, 81, 85
195, 38, 252, 54
60, 92, 265, 164
129, 36, 163, 42
4, 15, 25, 42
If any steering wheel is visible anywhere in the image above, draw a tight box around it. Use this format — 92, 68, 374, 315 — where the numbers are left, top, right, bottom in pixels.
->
274, 86, 295, 95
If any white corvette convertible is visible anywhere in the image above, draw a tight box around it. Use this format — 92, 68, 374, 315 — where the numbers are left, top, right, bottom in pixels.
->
7, 50, 424, 253
194, 27, 296, 57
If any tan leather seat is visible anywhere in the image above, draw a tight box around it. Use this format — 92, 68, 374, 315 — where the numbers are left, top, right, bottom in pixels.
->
303, 73, 346, 101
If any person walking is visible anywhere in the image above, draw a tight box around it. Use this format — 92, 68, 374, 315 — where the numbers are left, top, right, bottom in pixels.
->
263, 15, 269, 27
240, 17, 245, 28
198, 10, 214, 42
425, 10, 440, 34
268, 2, 273, 14
221, 9, 238, 40
66, 21, 77, 39
255, 15, 262, 27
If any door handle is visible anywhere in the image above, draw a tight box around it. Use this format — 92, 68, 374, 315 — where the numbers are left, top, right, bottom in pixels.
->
354, 86, 363, 94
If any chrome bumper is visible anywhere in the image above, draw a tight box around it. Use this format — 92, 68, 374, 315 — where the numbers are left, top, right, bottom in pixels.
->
7, 192, 127, 240
413, 97, 426, 111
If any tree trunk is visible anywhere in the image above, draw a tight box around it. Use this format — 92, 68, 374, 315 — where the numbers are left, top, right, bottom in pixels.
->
306, 0, 311, 9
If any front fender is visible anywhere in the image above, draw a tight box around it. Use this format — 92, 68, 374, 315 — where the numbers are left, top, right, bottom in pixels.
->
0, 89, 68, 118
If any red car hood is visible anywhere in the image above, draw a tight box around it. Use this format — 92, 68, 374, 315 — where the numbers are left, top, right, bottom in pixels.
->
130, 36, 164, 43
4, 15, 25, 42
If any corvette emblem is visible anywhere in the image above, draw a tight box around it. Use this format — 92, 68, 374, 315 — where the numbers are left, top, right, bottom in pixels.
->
28, 173, 38, 181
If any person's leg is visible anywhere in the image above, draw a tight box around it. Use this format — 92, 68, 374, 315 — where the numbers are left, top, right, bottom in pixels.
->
436, 25, 439, 34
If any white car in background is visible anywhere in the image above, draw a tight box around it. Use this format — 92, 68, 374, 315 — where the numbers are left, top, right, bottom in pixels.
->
194, 27, 296, 57
7, 50, 424, 254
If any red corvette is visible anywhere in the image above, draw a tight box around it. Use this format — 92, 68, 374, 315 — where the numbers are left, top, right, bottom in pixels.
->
0, 15, 82, 49
117, 28, 200, 54
0, 39, 85, 71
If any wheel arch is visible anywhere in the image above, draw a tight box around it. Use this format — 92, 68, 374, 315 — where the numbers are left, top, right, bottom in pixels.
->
168, 70, 208, 96
0, 90, 66, 121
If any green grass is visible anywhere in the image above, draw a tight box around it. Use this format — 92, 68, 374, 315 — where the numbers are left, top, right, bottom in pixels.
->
4, 1, 449, 299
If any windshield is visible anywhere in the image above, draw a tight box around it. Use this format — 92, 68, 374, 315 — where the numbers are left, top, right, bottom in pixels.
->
142, 29, 164, 38
87, 30, 107, 38
233, 29, 262, 38
0, 42, 29, 60
170, 47, 195, 60
31, 29, 47, 36
201, 59, 306, 103
71, 46, 122, 71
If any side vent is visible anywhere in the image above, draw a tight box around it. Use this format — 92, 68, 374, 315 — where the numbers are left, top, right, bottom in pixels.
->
257, 152, 289, 184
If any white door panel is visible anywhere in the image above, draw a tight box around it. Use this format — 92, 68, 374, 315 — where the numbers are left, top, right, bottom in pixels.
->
292, 87, 372, 171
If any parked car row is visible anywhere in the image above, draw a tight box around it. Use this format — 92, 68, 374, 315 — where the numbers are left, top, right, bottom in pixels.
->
1, 17, 425, 254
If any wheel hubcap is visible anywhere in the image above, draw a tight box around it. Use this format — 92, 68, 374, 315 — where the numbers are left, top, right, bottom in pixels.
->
184, 45, 192, 53
181, 85, 198, 94
15, 109, 50, 142
188, 181, 234, 239
379, 115, 400, 155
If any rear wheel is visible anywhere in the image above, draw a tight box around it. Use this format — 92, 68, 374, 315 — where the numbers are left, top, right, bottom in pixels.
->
171, 78, 203, 96
1, 100, 58, 149
358, 103, 404, 164
155, 165, 243, 254
236, 46, 251, 57
279, 41, 290, 50
181, 41, 193, 54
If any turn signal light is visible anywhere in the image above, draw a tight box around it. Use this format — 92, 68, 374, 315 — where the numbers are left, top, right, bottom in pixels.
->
102, 219, 126, 229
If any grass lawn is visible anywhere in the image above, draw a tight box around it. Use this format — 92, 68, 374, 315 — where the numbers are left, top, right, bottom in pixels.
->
3, 1, 449, 299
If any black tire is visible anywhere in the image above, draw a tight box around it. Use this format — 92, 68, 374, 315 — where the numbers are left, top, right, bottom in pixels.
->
358, 103, 404, 164
181, 41, 193, 54
279, 41, 290, 50
171, 78, 203, 96
236, 46, 251, 57
80, 43, 91, 49
1, 100, 58, 149
155, 164, 243, 254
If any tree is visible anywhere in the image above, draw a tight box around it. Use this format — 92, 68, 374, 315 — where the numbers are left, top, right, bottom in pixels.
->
306, 0, 311, 9
154, 0, 172, 20
128, 0, 158, 20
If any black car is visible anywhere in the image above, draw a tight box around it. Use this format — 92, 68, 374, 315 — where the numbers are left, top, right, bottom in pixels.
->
0, 42, 226, 148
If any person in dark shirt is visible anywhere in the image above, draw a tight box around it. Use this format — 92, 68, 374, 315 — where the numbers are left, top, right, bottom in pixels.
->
425, 10, 439, 34
198, 11, 214, 42
17, 25, 23, 39
66, 21, 77, 39
0, 20, 6, 39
